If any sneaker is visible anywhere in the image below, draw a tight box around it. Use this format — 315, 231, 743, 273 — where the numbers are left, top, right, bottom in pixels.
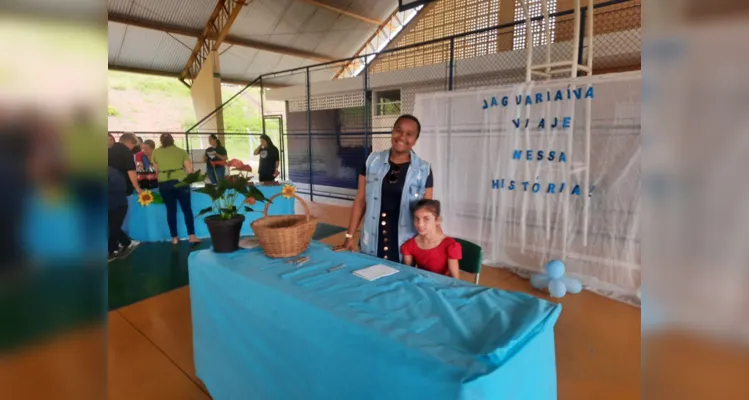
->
108, 251, 121, 263
118, 240, 140, 260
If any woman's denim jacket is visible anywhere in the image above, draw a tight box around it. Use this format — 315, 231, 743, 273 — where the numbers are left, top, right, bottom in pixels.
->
360, 149, 430, 260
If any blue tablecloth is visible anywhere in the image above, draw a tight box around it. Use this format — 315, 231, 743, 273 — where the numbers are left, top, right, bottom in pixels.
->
23, 195, 104, 263
123, 185, 295, 242
189, 242, 562, 400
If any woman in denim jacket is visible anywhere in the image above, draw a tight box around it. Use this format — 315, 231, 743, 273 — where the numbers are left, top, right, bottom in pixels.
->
336, 115, 433, 261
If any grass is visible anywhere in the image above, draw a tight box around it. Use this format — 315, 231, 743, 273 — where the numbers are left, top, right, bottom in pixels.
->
182, 87, 264, 133
224, 135, 261, 162
107, 70, 272, 161
108, 105, 120, 117
109, 70, 191, 98
222, 102, 263, 133
220, 86, 263, 133
182, 116, 197, 131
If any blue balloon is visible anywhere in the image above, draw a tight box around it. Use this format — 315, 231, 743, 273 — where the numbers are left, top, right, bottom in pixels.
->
530, 274, 551, 289
545, 260, 565, 279
548, 279, 567, 298
562, 276, 583, 294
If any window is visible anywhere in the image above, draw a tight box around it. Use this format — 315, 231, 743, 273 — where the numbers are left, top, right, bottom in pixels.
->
513, 0, 557, 50
373, 90, 402, 116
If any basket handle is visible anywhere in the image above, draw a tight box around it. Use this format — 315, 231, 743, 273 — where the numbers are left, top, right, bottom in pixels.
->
263, 192, 310, 222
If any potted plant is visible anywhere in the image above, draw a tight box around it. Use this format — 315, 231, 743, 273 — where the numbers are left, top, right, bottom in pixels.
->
177, 158, 271, 253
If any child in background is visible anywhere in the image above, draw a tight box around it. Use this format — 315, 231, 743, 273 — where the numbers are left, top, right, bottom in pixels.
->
401, 199, 461, 279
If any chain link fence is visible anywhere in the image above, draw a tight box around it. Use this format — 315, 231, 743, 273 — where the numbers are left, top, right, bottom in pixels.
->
118, 0, 640, 201
108, 131, 267, 183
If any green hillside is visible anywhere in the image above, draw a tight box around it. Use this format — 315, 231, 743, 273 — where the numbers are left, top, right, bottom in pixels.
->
107, 71, 263, 133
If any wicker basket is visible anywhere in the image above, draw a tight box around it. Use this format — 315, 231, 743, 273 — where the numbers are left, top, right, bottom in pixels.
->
251, 193, 317, 258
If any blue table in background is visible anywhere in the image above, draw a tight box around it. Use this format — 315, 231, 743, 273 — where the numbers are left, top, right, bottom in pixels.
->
123, 185, 295, 242
23, 194, 102, 263
189, 242, 562, 400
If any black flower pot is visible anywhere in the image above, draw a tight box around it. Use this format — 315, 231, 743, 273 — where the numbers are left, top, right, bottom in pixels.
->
205, 215, 245, 253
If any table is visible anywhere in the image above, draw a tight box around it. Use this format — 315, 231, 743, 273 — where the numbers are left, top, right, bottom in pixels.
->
123, 185, 295, 242
23, 194, 106, 263
189, 242, 562, 400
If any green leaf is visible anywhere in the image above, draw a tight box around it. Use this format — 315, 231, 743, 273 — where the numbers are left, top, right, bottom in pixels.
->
195, 184, 226, 201
219, 206, 237, 215
248, 186, 272, 203
217, 177, 233, 192
194, 185, 217, 199
243, 206, 254, 213
195, 206, 214, 218
235, 186, 250, 197
176, 170, 206, 188
230, 176, 251, 194
151, 192, 165, 204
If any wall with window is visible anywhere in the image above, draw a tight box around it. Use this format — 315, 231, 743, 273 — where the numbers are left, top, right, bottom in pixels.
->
369, 0, 640, 74
266, 0, 641, 200
370, 0, 501, 74
555, 0, 641, 40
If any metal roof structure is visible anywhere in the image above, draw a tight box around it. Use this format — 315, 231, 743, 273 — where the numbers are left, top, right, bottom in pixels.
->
108, 0, 399, 86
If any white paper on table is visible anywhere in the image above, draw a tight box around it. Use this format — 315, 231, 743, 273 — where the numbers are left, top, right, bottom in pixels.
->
353, 264, 399, 281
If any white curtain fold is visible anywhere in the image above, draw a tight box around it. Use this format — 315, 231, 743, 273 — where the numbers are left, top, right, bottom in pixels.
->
414, 72, 641, 306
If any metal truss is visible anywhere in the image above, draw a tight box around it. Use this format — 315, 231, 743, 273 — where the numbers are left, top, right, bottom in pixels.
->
180, 0, 247, 87
333, 5, 424, 79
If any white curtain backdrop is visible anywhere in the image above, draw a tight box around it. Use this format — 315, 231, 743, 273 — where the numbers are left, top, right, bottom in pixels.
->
414, 72, 641, 305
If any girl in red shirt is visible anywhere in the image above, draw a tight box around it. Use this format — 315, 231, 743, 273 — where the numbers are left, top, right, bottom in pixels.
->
401, 200, 462, 278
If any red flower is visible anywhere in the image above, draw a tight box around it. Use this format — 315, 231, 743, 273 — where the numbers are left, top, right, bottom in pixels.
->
228, 158, 245, 169
243, 196, 257, 205
228, 158, 252, 172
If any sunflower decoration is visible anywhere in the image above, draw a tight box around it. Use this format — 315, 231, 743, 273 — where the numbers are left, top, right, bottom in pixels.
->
281, 184, 296, 199
137, 190, 164, 207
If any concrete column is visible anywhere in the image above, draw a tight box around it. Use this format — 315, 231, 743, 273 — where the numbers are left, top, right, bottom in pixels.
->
190, 50, 224, 143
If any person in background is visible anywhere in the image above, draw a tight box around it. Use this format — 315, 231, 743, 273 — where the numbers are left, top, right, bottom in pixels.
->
135, 139, 155, 171
108, 132, 142, 196
204, 133, 228, 184
135, 139, 157, 189
108, 165, 136, 262
108, 132, 115, 148
132, 135, 143, 154
335, 114, 433, 261
107, 132, 141, 256
401, 200, 461, 279
0, 115, 34, 275
254, 134, 280, 182
152, 133, 200, 245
